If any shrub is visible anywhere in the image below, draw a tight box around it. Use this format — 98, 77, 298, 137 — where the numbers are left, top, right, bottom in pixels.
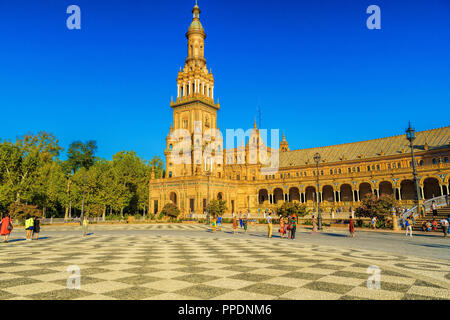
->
8, 203, 41, 221
277, 202, 309, 218
206, 200, 227, 218
356, 194, 396, 223
161, 203, 180, 219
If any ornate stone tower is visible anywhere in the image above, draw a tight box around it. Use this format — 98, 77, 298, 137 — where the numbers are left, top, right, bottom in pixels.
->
280, 133, 290, 152
165, 1, 221, 178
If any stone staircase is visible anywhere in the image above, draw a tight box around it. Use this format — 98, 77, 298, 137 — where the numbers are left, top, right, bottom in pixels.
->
412, 205, 450, 232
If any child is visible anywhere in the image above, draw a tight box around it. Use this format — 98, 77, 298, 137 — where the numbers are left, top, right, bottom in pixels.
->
211, 216, 217, 233
25, 215, 34, 241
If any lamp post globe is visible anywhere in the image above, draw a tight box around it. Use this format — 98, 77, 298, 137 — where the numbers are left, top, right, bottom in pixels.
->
313, 153, 322, 230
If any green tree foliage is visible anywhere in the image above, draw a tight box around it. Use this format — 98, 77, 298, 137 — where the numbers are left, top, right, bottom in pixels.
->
277, 202, 309, 217
161, 203, 180, 219
206, 199, 227, 217
65, 140, 98, 174
8, 202, 41, 220
355, 194, 396, 221
0, 133, 163, 219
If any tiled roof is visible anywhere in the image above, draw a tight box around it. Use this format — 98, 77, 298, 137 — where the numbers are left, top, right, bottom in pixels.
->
279, 126, 450, 167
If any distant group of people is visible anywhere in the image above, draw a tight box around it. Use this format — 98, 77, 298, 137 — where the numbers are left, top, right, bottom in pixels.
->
0, 214, 40, 243
278, 214, 297, 239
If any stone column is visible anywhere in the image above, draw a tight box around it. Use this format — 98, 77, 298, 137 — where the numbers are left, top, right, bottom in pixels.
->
177, 84, 180, 98
207, 84, 210, 97
188, 80, 191, 96
183, 83, 186, 97
440, 184, 444, 196
212, 86, 214, 99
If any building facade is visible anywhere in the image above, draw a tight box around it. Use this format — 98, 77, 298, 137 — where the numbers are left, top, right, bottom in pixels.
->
149, 3, 450, 216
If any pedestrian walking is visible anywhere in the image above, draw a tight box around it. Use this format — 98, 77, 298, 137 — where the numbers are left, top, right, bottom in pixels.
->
217, 215, 222, 231
211, 216, 217, 233
349, 216, 355, 238
25, 215, 34, 241
371, 217, 377, 229
405, 218, 413, 237
432, 201, 438, 217
440, 218, 449, 237
0, 213, 13, 243
267, 212, 273, 238
279, 217, 286, 239
311, 215, 318, 234
82, 216, 89, 237
239, 212, 243, 229
290, 215, 297, 240
232, 213, 237, 234
243, 214, 248, 233
33, 216, 41, 240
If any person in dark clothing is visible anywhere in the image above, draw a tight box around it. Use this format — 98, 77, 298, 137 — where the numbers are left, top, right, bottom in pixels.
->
33, 217, 41, 240
290, 216, 297, 240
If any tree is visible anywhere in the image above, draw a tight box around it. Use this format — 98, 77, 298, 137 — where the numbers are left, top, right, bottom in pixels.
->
355, 194, 396, 222
277, 202, 309, 218
8, 202, 41, 221
149, 156, 164, 179
161, 203, 180, 220
206, 199, 227, 217
65, 140, 98, 174
63, 140, 98, 219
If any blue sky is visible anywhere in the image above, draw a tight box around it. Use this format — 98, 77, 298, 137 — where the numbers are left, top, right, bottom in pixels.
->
0, 0, 449, 161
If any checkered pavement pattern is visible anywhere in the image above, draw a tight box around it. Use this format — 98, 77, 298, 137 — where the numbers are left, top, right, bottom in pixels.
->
0, 232, 449, 300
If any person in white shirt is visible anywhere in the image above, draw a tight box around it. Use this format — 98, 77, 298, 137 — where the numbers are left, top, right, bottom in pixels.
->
440, 219, 449, 237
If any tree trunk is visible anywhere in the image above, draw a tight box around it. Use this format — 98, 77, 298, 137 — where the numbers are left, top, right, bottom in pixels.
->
103, 205, 106, 221
120, 208, 123, 217
43, 207, 46, 219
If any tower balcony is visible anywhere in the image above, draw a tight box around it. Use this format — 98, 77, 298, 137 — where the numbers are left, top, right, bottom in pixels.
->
171, 94, 220, 110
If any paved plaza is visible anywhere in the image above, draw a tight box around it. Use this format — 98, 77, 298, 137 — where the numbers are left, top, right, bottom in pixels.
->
0, 224, 449, 300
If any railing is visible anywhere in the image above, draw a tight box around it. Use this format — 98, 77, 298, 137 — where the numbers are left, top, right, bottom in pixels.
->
399, 195, 449, 227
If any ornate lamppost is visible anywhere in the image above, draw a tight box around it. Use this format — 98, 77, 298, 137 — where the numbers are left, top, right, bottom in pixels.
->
406, 122, 422, 211
313, 153, 322, 230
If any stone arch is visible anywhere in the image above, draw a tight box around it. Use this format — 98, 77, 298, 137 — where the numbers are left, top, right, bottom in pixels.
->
258, 189, 269, 204
423, 177, 441, 199
305, 186, 316, 202
273, 188, 284, 204
340, 184, 353, 201
169, 192, 178, 206
217, 192, 224, 200
322, 185, 334, 202
359, 182, 372, 200
379, 181, 394, 197
289, 187, 300, 202
400, 180, 415, 200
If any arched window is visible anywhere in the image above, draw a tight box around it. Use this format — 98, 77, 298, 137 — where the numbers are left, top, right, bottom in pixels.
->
419, 160, 424, 166
432, 158, 437, 164
169, 172, 172, 178
444, 157, 449, 163
397, 162, 401, 168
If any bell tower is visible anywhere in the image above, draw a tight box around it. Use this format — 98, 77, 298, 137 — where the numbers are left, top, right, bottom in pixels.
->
165, 1, 221, 178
